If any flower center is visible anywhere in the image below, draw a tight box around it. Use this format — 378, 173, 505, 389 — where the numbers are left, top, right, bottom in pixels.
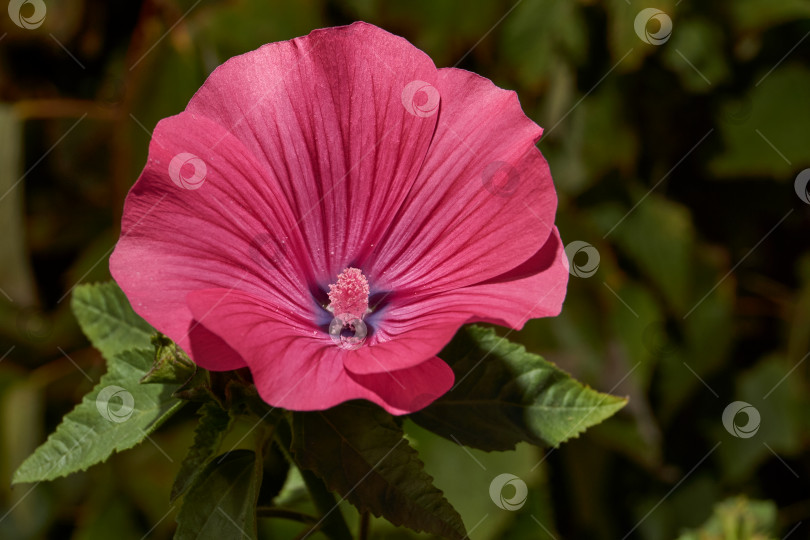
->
327, 267, 370, 350
327, 267, 370, 321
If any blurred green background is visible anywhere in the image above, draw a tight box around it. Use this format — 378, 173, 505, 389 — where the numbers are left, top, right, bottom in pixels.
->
1, 0, 809, 538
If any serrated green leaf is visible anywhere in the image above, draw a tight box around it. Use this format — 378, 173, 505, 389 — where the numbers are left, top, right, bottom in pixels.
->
292, 402, 467, 540
12, 348, 183, 484
71, 281, 154, 359
412, 326, 627, 451
174, 450, 261, 540
171, 402, 232, 501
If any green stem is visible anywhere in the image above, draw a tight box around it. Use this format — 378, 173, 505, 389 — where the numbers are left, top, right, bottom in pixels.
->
275, 417, 353, 540
256, 507, 317, 523
359, 512, 370, 540
298, 468, 354, 540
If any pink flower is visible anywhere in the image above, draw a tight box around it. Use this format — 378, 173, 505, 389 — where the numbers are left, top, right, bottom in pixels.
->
110, 22, 568, 415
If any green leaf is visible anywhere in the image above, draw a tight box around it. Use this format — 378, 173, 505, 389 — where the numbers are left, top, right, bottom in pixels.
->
500, 0, 587, 89
291, 402, 467, 540
710, 65, 810, 178
141, 333, 195, 385
174, 450, 261, 540
676, 496, 777, 540
71, 282, 154, 359
412, 325, 627, 451
592, 195, 695, 313
256, 442, 290, 507
604, 0, 677, 71
662, 18, 730, 93
12, 348, 183, 484
171, 401, 232, 501
173, 366, 214, 402
716, 355, 807, 482
730, 0, 810, 33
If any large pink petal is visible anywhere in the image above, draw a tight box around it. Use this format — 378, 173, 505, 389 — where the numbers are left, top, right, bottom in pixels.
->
422, 228, 568, 330
342, 230, 566, 374
339, 295, 469, 375
110, 113, 314, 368
186, 322, 246, 371
364, 67, 557, 295
186, 289, 454, 414
185, 22, 440, 287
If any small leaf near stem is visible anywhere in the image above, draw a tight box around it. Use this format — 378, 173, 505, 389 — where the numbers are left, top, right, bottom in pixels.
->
140, 332, 195, 384
174, 450, 262, 540
275, 417, 353, 540
171, 401, 232, 501
291, 402, 467, 540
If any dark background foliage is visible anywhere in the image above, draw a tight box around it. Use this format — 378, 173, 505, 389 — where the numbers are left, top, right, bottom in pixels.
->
1, 0, 809, 538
